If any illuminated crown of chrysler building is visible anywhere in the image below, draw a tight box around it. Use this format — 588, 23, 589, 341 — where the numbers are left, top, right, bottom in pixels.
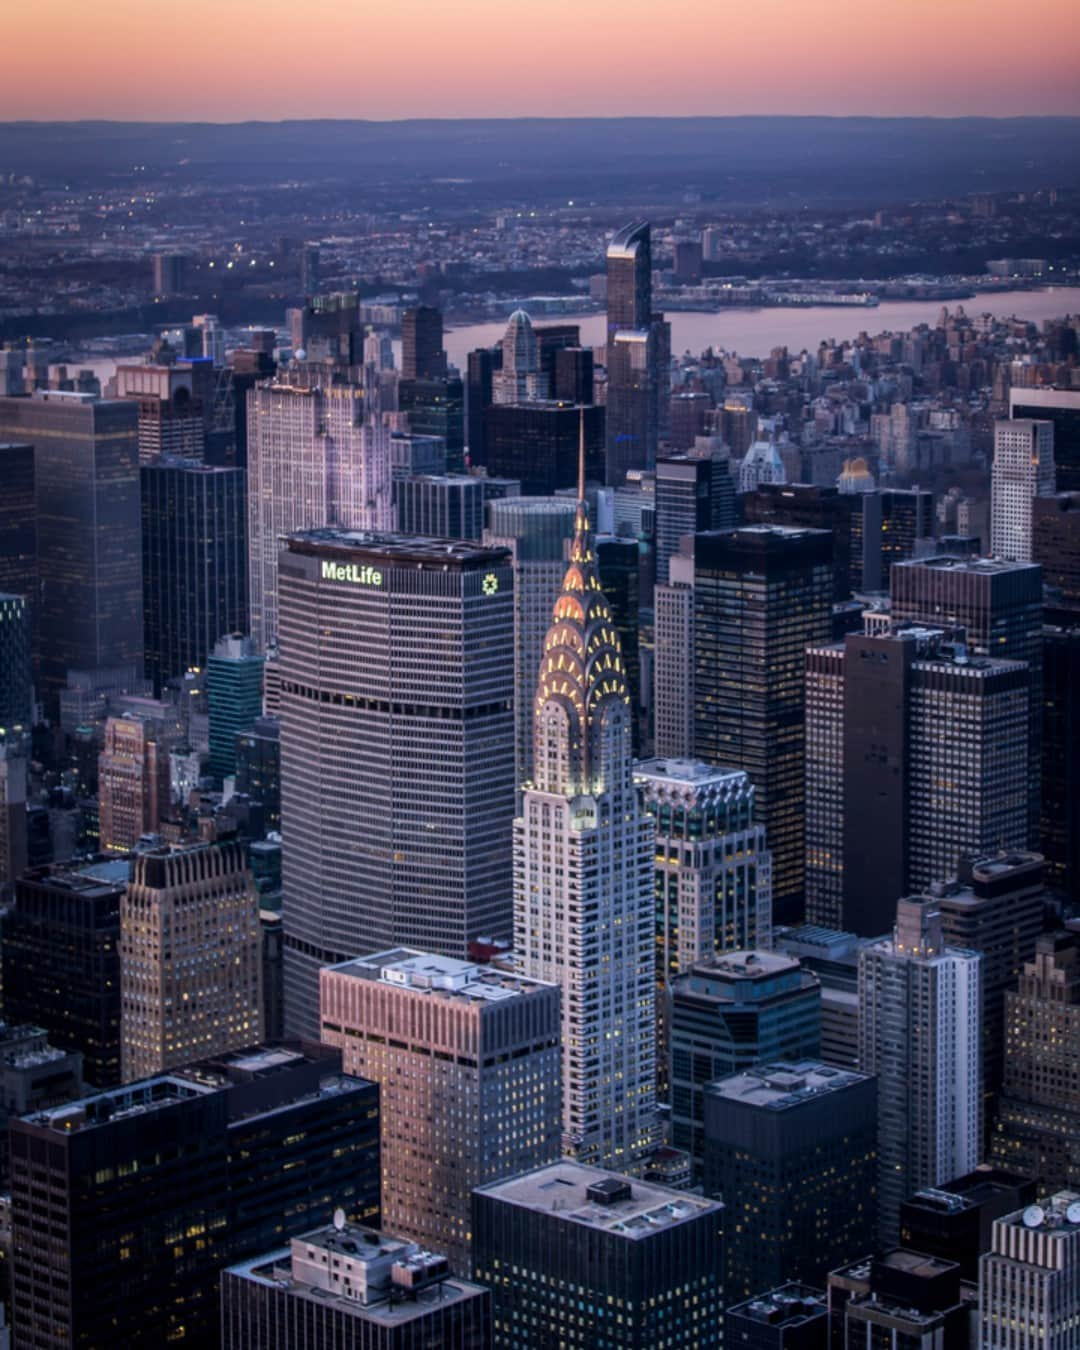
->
515, 412, 658, 1170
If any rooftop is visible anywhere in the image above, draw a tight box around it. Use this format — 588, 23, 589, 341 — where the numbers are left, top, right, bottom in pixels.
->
728, 1283, 827, 1327
287, 527, 509, 568
708, 1060, 871, 1111
475, 1161, 719, 1239
998, 1192, 1080, 1235
329, 948, 552, 1004
634, 757, 752, 790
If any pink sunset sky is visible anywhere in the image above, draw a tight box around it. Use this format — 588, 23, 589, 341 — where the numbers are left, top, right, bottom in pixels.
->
3, 0, 1079, 121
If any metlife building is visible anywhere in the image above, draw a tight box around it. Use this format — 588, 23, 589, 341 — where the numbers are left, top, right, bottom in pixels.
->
277, 528, 515, 1038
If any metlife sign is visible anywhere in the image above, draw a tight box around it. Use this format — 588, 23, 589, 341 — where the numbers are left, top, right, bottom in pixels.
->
321, 560, 383, 587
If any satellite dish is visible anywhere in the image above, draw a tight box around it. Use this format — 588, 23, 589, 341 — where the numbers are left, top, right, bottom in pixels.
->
1022, 1205, 1045, 1229
1067, 1202, 1080, 1225
333, 1207, 346, 1231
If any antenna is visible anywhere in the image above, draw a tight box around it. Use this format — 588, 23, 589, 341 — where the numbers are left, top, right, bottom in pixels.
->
577, 404, 586, 505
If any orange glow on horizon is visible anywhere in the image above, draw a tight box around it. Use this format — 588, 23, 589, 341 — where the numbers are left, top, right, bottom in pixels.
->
2, 0, 1078, 120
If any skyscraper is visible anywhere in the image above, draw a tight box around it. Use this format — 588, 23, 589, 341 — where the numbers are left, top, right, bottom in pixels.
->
805, 624, 1030, 935
10, 1044, 380, 1348
655, 450, 736, 587
859, 897, 982, 1243
0, 739, 28, 896
3, 860, 125, 1087
401, 305, 446, 381
398, 376, 465, 472
0, 592, 32, 731
1033, 492, 1080, 608
514, 436, 658, 1170
1041, 620, 1080, 905
483, 495, 577, 792
704, 1060, 877, 1300
484, 399, 605, 493
98, 714, 174, 851
0, 392, 142, 711
890, 554, 1043, 841
120, 841, 264, 1081
605, 222, 670, 484
1008, 385, 1080, 491
0, 441, 35, 620
979, 1194, 1080, 1350
465, 346, 498, 468
395, 472, 519, 540
636, 759, 772, 1099
279, 530, 515, 1039
491, 309, 546, 404
669, 952, 821, 1167
472, 1162, 724, 1350
991, 419, 1055, 561
320, 949, 560, 1273
141, 459, 247, 695
246, 381, 392, 649
653, 549, 695, 758
693, 526, 833, 919
991, 929, 1080, 1193
207, 633, 265, 780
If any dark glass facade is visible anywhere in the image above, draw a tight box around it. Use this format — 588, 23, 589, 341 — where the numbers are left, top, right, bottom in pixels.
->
704, 1062, 877, 1301
693, 527, 833, 919
0, 592, 32, 730
398, 377, 464, 472
3, 862, 124, 1088
1041, 620, 1080, 905
9, 1045, 379, 1349
473, 1163, 725, 1350
465, 346, 498, 468
0, 395, 142, 712
656, 453, 737, 587
236, 716, 281, 833
0, 441, 36, 641
141, 459, 248, 695
1033, 493, 1080, 608
401, 306, 446, 381
484, 400, 605, 494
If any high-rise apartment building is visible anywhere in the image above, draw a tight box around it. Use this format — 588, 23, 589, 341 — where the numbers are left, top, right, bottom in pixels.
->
514, 452, 658, 1171
804, 624, 1030, 935
1009, 385, 1080, 491
320, 949, 560, 1273
3, 860, 125, 1087
704, 1060, 877, 1300
655, 451, 736, 586
890, 554, 1043, 841
141, 459, 247, 694
279, 530, 515, 1038
670, 952, 821, 1168
931, 852, 1045, 1126
693, 526, 833, 919
222, 1222, 492, 1350
980, 1193, 1080, 1350
991, 419, 1055, 561
10, 1044, 380, 1349
120, 841, 263, 1081
858, 897, 982, 1243
605, 222, 670, 484
207, 633, 264, 780
483, 495, 577, 792
654, 549, 695, 758
97, 714, 174, 851
401, 305, 446, 381
991, 930, 1080, 1193
472, 1162, 725, 1350
0, 392, 142, 710
636, 759, 772, 1098
246, 381, 392, 648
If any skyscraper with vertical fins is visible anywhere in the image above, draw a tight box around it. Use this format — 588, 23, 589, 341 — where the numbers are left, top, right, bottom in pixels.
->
514, 415, 658, 1170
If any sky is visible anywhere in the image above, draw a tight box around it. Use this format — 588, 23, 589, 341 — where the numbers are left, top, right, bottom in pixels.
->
3, 0, 1079, 122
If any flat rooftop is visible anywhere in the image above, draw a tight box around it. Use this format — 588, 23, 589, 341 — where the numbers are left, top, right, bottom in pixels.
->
475, 1161, 719, 1239
728, 1284, 827, 1326
329, 949, 551, 1005
634, 757, 751, 789
287, 527, 509, 567
709, 1060, 871, 1111
892, 554, 1041, 576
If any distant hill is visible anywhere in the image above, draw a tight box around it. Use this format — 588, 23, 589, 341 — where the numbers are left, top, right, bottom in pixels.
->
1, 117, 1078, 206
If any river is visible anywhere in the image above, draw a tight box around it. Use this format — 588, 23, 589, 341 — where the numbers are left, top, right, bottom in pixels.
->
442, 286, 1080, 368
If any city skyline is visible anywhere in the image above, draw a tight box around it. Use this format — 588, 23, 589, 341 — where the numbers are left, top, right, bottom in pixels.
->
3, 0, 1079, 121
